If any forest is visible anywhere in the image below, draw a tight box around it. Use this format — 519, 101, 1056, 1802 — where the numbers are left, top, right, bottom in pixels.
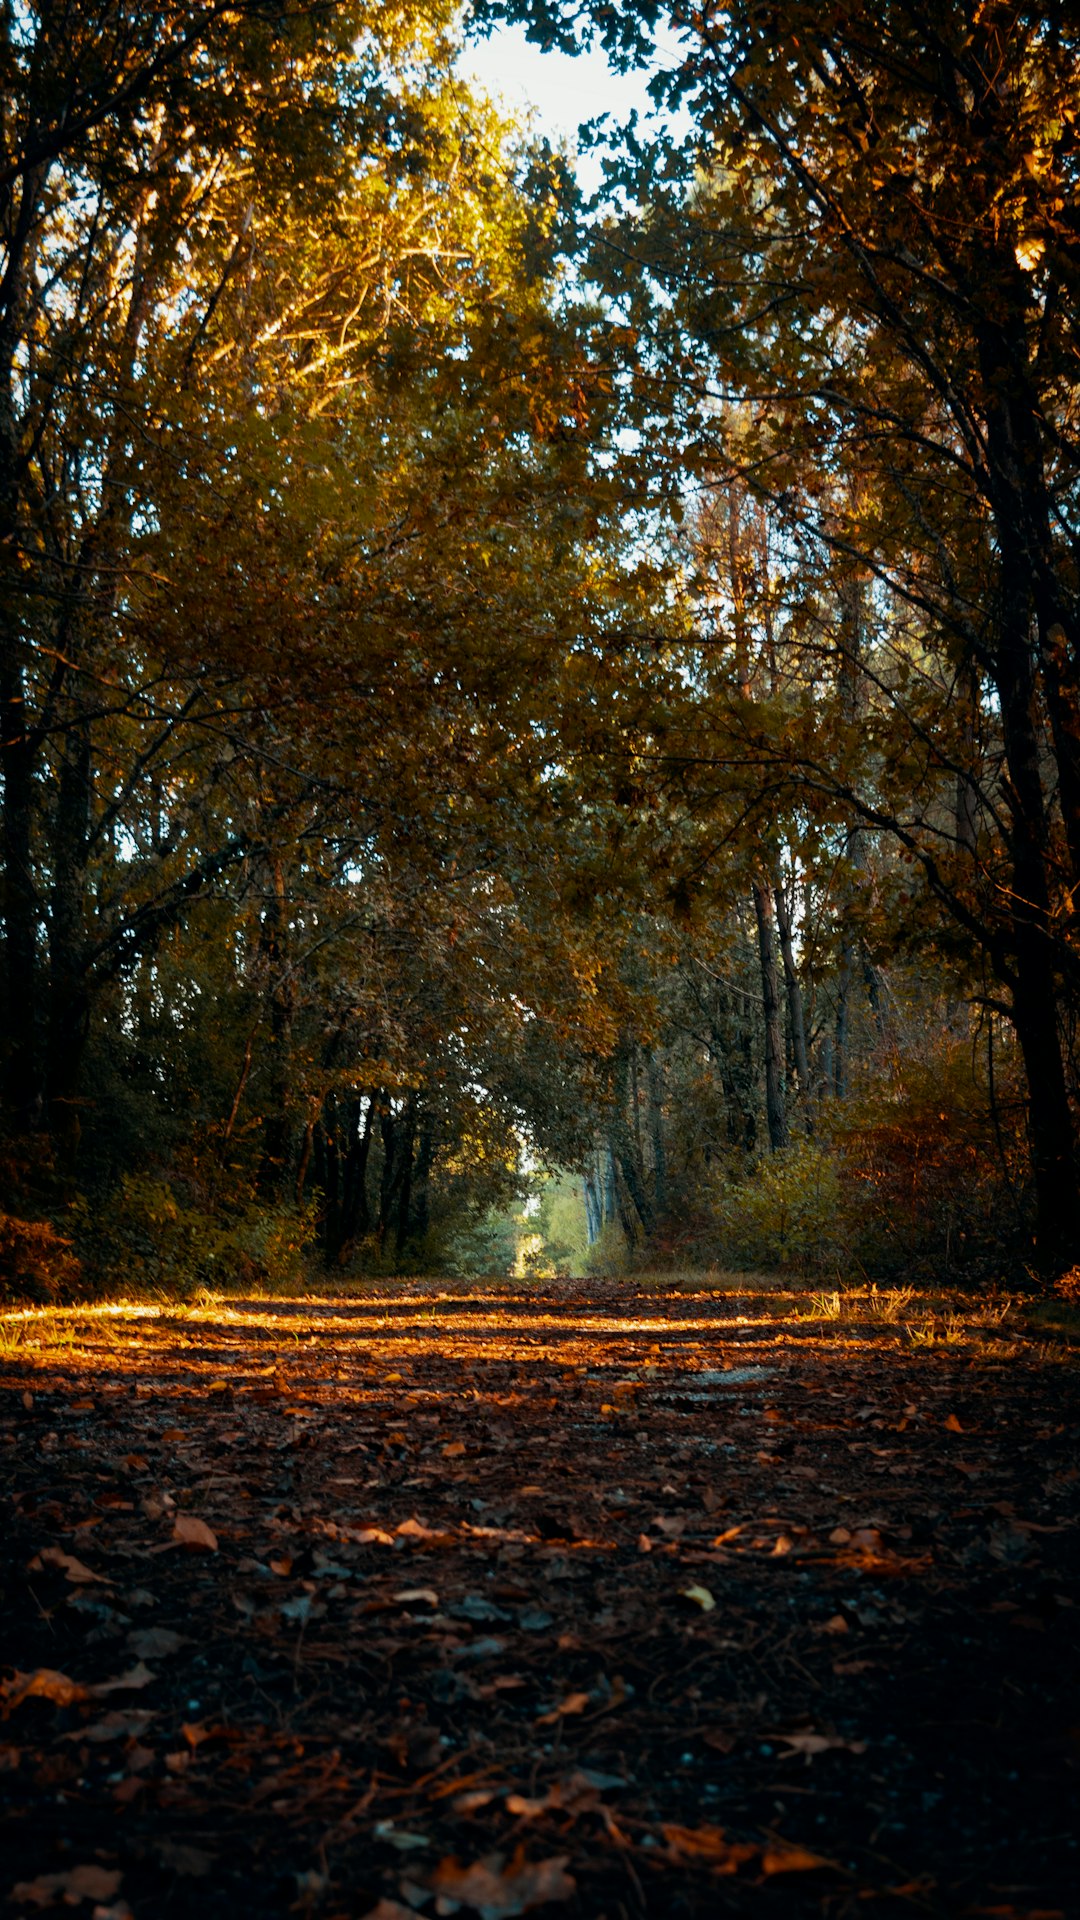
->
0, 0, 1068, 1305
2, 0, 1080, 1297
2, 10, 1080, 1919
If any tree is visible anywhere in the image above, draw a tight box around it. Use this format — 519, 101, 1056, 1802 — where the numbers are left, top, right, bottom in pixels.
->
487, 0, 1080, 1270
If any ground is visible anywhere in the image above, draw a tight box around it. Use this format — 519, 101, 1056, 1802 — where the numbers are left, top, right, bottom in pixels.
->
1, 1279, 1078, 1920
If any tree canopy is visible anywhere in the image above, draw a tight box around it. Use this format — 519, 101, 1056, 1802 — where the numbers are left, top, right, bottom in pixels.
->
2, 0, 1079, 1293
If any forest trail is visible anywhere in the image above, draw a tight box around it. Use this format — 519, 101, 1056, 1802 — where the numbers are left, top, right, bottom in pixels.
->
1, 1283, 1077, 1919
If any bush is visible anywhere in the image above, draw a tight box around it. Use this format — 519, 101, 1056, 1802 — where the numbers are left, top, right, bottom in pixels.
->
74, 1171, 315, 1296
0, 1212, 83, 1304
709, 1140, 847, 1273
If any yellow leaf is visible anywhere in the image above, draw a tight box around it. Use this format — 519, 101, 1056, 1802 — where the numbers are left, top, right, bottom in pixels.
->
680, 1584, 716, 1612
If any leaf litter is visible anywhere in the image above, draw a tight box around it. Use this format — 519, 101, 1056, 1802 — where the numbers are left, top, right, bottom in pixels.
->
1, 1278, 1078, 1917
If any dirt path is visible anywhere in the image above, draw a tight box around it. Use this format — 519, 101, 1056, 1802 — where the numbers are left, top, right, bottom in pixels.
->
1, 1283, 1078, 1918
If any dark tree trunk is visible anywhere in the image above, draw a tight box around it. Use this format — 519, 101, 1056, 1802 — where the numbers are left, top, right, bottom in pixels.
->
645, 1052, 667, 1213
752, 876, 788, 1150
609, 1042, 653, 1238
339, 1095, 374, 1247
46, 715, 92, 1154
257, 857, 294, 1200
394, 1097, 417, 1259
411, 1110, 435, 1243
773, 874, 810, 1104
1, 661, 39, 1125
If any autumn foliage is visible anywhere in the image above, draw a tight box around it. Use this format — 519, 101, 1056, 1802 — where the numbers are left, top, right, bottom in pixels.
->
2, 0, 1080, 1290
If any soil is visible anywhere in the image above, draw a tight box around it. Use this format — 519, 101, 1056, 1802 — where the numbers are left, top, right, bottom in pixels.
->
1, 1281, 1078, 1919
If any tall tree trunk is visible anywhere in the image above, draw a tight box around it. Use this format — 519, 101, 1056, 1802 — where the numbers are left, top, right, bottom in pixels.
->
752, 876, 788, 1149
394, 1096, 417, 1260
1, 661, 39, 1125
411, 1110, 435, 1244
257, 857, 294, 1199
609, 1041, 653, 1238
834, 934, 855, 1100
46, 714, 92, 1156
645, 1052, 667, 1213
583, 1162, 603, 1244
773, 874, 810, 1105
339, 1094, 374, 1248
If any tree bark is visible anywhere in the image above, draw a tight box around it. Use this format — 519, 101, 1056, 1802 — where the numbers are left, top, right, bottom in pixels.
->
256, 857, 294, 1200
772, 874, 810, 1104
752, 876, 788, 1149
1, 661, 39, 1124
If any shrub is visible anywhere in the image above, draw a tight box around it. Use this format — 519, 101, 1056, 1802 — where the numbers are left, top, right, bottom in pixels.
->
709, 1140, 847, 1273
0, 1212, 83, 1304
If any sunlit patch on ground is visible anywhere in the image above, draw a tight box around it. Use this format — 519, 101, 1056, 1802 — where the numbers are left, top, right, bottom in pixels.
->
1, 1279, 1077, 1918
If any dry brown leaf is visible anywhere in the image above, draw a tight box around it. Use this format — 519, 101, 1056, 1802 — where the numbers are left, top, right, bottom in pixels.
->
126, 1628, 186, 1659
32, 1547, 108, 1585
429, 1847, 575, 1916
761, 1843, 832, 1875
172, 1514, 218, 1551
396, 1517, 440, 1541
775, 1730, 867, 1757
662, 1825, 758, 1872
944, 1413, 964, 1432
3, 1668, 88, 1711
535, 1691, 590, 1726
12, 1863, 122, 1905
89, 1662, 156, 1696
358, 1902, 417, 1920
61, 1709, 154, 1744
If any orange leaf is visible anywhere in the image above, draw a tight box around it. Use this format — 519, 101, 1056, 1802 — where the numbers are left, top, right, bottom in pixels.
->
761, 1843, 833, 1875
172, 1514, 218, 1551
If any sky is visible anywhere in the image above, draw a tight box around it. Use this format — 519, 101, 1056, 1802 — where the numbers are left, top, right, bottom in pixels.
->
461, 21, 690, 193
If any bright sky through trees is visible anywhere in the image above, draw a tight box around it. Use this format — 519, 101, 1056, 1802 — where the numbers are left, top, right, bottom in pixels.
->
462, 21, 689, 190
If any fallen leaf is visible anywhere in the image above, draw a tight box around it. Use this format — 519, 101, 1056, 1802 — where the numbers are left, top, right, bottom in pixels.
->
2, 1668, 88, 1710
680, 1584, 716, 1612
442, 1441, 466, 1458
517, 1607, 553, 1632
850, 1527, 883, 1552
359, 1903, 418, 1920
61, 1710, 154, 1744
813, 1614, 849, 1636
396, 1517, 439, 1541
944, 1413, 963, 1432
393, 1589, 439, 1608
171, 1514, 218, 1552
373, 1821, 431, 1853
761, 1844, 832, 1875
32, 1547, 108, 1585
536, 1691, 590, 1726
126, 1628, 186, 1659
429, 1848, 575, 1917
12, 1864, 122, 1906
775, 1730, 867, 1757
662, 1825, 758, 1872
90, 1663, 156, 1696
